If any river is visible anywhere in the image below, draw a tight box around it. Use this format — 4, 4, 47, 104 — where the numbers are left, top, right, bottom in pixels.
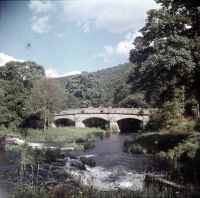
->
0, 133, 173, 193
66, 133, 173, 191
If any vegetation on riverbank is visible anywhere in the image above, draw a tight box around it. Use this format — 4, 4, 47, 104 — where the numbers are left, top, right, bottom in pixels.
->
9, 181, 190, 198
4, 127, 105, 153
1, 126, 105, 143
23, 127, 105, 143
124, 130, 200, 184
124, 131, 199, 162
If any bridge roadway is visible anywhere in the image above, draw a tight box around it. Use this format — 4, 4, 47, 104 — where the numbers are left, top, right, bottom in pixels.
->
52, 108, 152, 132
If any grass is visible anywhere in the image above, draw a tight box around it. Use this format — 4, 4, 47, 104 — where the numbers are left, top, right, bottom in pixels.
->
24, 127, 106, 143
124, 131, 200, 162
9, 181, 190, 198
0, 126, 106, 144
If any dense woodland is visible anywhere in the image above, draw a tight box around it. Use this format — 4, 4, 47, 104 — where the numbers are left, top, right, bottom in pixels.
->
58, 62, 148, 108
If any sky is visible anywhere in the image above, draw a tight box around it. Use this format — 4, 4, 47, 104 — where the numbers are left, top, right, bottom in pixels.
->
0, 0, 158, 77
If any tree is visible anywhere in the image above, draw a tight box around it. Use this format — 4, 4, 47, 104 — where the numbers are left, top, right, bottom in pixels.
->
0, 61, 45, 88
0, 61, 45, 129
65, 73, 107, 108
0, 79, 28, 128
29, 78, 67, 130
129, 0, 200, 111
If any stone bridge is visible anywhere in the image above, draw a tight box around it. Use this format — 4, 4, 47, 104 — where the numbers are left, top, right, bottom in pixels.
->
52, 108, 152, 132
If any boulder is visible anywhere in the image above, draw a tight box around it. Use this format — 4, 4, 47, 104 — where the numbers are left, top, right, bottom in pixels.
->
70, 160, 86, 170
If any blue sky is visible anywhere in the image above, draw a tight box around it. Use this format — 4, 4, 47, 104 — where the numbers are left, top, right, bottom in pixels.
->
0, 0, 157, 77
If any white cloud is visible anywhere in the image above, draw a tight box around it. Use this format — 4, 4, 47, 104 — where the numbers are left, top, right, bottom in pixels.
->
0, 53, 24, 66
29, 1, 55, 34
32, 16, 51, 34
116, 32, 141, 57
62, 71, 82, 77
104, 45, 113, 55
45, 69, 59, 78
96, 31, 141, 61
28, 1, 54, 14
61, 0, 157, 33
45, 69, 81, 78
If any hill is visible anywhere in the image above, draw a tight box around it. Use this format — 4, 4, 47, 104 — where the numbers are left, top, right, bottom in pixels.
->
57, 62, 146, 108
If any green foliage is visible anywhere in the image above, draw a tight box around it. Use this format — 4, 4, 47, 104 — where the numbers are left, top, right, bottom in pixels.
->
129, 0, 200, 110
6, 144, 44, 167
9, 182, 188, 198
58, 62, 147, 108
125, 131, 200, 163
145, 101, 196, 131
146, 102, 179, 131
0, 61, 45, 88
63, 72, 107, 108
10, 183, 48, 198
0, 61, 45, 129
28, 78, 67, 130
117, 93, 149, 108
0, 79, 28, 128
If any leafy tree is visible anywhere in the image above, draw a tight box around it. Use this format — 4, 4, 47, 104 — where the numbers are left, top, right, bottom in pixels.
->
65, 73, 107, 108
0, 79, 28, 128
0, 61, 45, 129
0, 61, 45, 88
129, 0, 200, 112
29, 78, 67, 130
118, 93, 149, 108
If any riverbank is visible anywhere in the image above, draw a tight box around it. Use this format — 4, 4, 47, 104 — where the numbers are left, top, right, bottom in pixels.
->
0, 132, 197, 197
2, 127, 106, 151
3, 145, 190, 198
124, 131, 200, 185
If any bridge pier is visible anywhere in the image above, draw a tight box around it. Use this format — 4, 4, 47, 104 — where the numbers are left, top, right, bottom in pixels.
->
108, 120, 120, 133
75, 121, 85, 128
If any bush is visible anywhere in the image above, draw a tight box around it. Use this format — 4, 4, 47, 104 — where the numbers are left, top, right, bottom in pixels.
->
125, 132, 200, 162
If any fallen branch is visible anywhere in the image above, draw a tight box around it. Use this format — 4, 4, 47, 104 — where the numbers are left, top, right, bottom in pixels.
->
145, 173, 184, 190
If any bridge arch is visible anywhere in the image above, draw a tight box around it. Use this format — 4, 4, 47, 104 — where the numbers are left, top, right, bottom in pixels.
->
115, 115, 144, 122
54, 118, 75, 127
54, 115, 75, 127
83, 117, 109, 130
117, 118, 142, 133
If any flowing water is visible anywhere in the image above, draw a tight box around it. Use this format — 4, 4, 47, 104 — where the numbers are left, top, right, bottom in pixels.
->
66, 133, 173, 191
0, 133, 173, 192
